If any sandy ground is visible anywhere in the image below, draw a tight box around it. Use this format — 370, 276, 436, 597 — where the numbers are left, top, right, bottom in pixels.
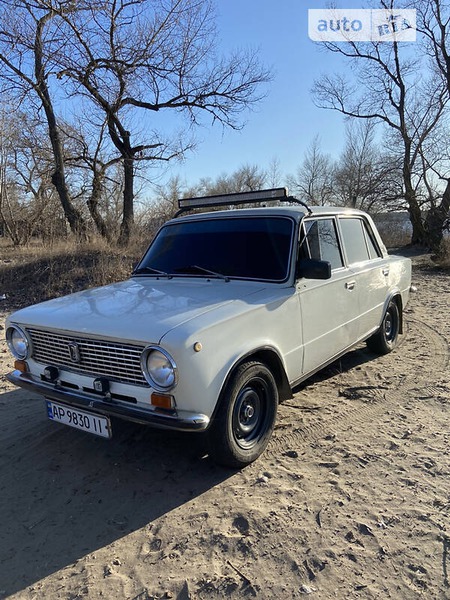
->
0, 261, 449, 600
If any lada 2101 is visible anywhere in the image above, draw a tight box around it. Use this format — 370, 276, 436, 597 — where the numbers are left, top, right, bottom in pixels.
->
6, 188, 412, 467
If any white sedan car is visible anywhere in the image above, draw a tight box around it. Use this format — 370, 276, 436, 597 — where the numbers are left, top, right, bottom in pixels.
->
6, 188, 412, 467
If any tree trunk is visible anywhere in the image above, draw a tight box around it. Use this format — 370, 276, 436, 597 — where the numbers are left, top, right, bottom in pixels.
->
0, 164, 20, 245
105, 117, 134, 247
0, 208, 20, 245
403, 158, 426, 245
117, 155, 134, 246
87, 168, 111, 242
50, 170, 87, 240
405, 192, 426, 245
425, 179, 450, 253
35, 12, 88, 241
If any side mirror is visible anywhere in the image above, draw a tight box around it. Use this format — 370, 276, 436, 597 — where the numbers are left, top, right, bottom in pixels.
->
296, 258, 331, 280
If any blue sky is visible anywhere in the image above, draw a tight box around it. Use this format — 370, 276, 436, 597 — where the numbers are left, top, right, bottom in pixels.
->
158, 0, 365, 188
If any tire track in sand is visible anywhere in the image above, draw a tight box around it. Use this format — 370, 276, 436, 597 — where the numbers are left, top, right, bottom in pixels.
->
268, 318, 449, 455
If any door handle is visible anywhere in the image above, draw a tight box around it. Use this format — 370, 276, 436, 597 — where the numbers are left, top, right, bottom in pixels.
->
382, 267, 390, 276
345, 281, 356, 290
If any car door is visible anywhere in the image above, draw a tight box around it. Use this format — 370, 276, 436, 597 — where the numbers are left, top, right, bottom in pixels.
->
337, 216, 389, 339
296, 217, 362, 376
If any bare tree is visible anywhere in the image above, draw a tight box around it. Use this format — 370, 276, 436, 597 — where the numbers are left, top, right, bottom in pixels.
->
334, 120, 404, 212
0, 1, 269, 246
148, 174, 186, 233
42, 0, 271, 244
287, 136, 335, 206
267, 157, 283, 189
415, 0, 450, 251
0, 105, 67, 244
200, 164, 268, 197
0, 116, 22, 245
62, 119, 125, 242
148, 163, 270, 225
0, 1, 88, 239
312, 0, 447, 247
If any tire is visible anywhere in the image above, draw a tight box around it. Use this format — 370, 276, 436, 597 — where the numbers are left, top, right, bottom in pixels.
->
366, 300, 400, 355
207, 361, 278, 468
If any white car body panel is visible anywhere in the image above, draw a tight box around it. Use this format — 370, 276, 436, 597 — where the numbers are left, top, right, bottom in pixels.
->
297, 267, 362, 375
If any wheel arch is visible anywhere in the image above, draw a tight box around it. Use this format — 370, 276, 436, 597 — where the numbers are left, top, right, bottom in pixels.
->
212, 347, 292, 422
246, 348, 292, 401
387, 291, 404, 334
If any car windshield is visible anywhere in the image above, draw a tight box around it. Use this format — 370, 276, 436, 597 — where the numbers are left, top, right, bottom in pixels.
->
136, 216, 295, 282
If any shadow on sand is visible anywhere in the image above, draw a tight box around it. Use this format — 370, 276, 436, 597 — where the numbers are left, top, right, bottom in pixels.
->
0, 390, 234, 596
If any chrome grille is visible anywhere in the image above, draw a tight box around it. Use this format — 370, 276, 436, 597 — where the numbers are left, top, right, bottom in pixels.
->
27, 328, 148, 387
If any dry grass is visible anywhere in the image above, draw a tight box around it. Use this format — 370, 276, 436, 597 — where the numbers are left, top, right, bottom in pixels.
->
0, 238, 146, 309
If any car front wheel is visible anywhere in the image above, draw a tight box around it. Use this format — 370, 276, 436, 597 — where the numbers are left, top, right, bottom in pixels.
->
366, 300, 400, 355
207, 361, 278, 468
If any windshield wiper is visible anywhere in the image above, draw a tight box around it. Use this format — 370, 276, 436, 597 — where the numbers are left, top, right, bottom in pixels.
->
133, 266, 172, 278
173, 265, 230, 282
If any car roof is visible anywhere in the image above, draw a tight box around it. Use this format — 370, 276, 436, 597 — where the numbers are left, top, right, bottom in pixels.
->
172, 204, 369, 224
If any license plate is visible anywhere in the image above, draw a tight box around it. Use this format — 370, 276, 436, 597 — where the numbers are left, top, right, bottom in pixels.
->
46, 400, 112, 439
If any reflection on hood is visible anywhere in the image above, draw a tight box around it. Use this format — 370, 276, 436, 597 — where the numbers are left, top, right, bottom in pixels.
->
9, 278, 269, 343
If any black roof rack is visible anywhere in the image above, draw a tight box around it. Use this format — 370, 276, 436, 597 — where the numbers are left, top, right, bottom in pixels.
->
175, 187, 312, 217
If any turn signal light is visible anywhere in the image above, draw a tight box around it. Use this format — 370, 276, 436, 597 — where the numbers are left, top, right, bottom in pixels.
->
14, 360, 28, 373
151, 393, 174, 409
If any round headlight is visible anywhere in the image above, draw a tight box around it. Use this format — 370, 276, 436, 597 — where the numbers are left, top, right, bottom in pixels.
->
6, 326, 29, 360
142, 347, 177, 391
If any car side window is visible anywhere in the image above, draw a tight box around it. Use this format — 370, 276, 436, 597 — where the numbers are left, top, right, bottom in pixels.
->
300, 218, 344, 270
339, 218, 374, 264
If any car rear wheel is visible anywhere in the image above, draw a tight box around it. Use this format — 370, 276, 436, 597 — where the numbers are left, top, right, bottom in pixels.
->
366, 300, 400, 355
207, 361, 278, 468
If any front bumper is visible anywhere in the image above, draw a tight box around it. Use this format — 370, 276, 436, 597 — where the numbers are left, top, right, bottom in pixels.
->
6, 370, 210, 432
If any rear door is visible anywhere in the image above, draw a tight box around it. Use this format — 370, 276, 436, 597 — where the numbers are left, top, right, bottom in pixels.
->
337, 216, 389, 338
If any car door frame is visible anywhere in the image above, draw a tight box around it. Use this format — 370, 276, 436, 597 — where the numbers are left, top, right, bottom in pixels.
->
336, 215, 390, 340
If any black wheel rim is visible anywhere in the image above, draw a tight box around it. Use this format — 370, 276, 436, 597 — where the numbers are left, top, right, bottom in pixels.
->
232, 378, 269, 450
384, 307, 397, 342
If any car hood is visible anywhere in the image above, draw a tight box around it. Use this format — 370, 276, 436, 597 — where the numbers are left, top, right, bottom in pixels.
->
8, 277, 270, 344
